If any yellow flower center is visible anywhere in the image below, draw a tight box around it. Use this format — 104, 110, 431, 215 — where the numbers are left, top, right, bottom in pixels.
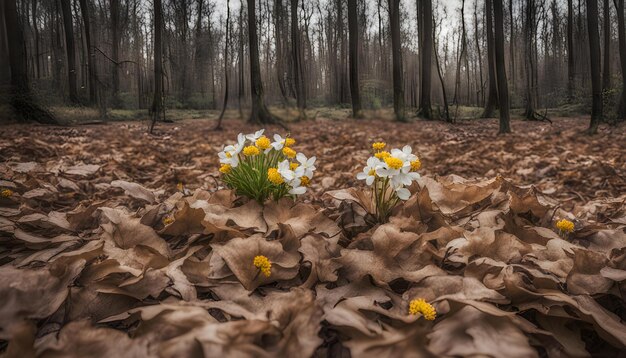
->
372, 142, 386, 151
368, 169, 376, 176
256, 136, 271, 150
375, 151, 391, 159
282, 147, 296, 158
243, 146, 260, 156
253, 255, 272, 277
284, 138, 296, 147
300, 176, 310, 187
408, 298, 436, 320
226, 152, 232, 158
385, 157, 404, 170
556, 219, 575, 233
290, 162, 299, 170
1, 189, 13, 198
410, 159, 421, 171
219, 164, 232, 174
162, 216, 174, 225
268, 168, 284, 184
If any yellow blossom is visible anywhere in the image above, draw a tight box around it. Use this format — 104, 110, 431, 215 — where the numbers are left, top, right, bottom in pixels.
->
243, 146, 260, 156
372, 142, 386, 151
268, 168, 284, 184
284, 138, 296, 147
219, 164, 232, 174
290, 162, 299, 170
375, 151, 391, 159
368, 169, 376, 176
256, 136, 271, 150
408, 298, 436, 320
162, 216, 174, 225
1, 189, 13, 198
226, 152, 232, 158
410, 159, 422, 171
253, 255, 272, 277
300, 176, 310, 187
385, 157, 404, 170
176, 182, 184, 191
556, 219, 575, 233
283, 147, 297, 158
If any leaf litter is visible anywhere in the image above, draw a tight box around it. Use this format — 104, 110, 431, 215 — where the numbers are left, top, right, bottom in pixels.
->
0, 117, 624, 357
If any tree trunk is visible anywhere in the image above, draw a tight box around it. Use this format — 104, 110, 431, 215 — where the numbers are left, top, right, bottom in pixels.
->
587, 0, 603, 134
493, 0, 511, 133
616, 0, 626, 119
274, 0, 287, 102
79, 0, 97, 104
418, 0, 432, 119
150, 0, 163, 133
32, 0, 40, 79
523, 0, 538, 119
60, 0, 79, 104
215, 0, 231, 130
291, 0, 306, 117
482, 0, 498, 118
388, 0, 405, 121
433, 10, 450, 122
247, 0, 283, 126
474, 0, 484, 106
603, 0, 611, 90
347, 0, 362, 118
111, 0, 120, 99
238, 2, 245, 119
2, 0, 57, 123
567, 0, 575, 99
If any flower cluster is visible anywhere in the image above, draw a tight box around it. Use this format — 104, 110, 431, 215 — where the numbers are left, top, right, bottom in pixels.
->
218, 130, 316, 202
253, 255, 272, 277
357, 142, 421, 222
556, 218, 575, 236
408, 298, 437, 321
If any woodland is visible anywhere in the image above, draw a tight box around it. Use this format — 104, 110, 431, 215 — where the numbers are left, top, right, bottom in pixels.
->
1, 0, 626, 357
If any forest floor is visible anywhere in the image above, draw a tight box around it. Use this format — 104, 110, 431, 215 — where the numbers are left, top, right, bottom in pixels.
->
1, 116, 625, 356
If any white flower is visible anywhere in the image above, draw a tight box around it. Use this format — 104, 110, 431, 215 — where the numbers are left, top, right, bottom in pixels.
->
218, 149, 240, 167
295, 153, 316, 179
224, 133, 246, 155
356, 156, 382, 185
391, 146, 417, 167
395, 187, 411, 200
288, 178, 307, 195
271, 134, 288, 150
390, 171, 420, 189
277, 160, 295, 181
245, 129, 265, 142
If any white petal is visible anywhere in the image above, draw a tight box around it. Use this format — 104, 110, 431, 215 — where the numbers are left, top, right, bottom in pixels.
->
296, 152, 307, 164
357, 172, 367, 180
366, 176, 375, 186
289, 186, 306, 195
396, 187, 410, 200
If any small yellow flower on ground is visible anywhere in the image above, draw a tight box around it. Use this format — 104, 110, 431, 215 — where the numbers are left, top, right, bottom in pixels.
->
408, 298, 436, 320
253, 255, 272, 277
162, 216, 174, 225
268, 168, 284, 184
256, 136, 271, 150
372, 142, 386, 151
285, 138, 296, 147
375, 151, 391, 159
556, 219, 575, 233
219, 164, 232, 174
243, 146, 260, 156
410, 159, 421, 171
283, 147, 296, 158
300, 176, 310, 187
1, 189, 13, 198
290, 162, 299, 170
385, 157, 404, 170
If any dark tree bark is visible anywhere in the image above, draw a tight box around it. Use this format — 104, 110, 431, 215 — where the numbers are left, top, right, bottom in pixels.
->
603, 0, 611, 91
523, 0, 538, 119
60, 0, 79, 104
453, 0, 468, 105
587, 0, 603, 134
388, 0, 405, 121
32, 0, 40, 79
274, 0, 287, 102
79, 0, 97, 104
238, 2, 245, 119
433, 11, 450, 122
474, 0, 484, 106
418, 0, 433, 119
616, 0, 626, 119
347, 0, 361, 118
247, 0, 283, 126
215, 0, 231, 130
110, 0, 120, 98
150, 0, 163, 133
567, 0, 575, 99
291, 0, 306, 117
2, 0, 57, 124
482, 0, 498, 118
493, 0, 510, 133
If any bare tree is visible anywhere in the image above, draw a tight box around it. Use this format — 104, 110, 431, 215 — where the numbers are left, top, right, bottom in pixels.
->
291, 0, 306, 118
388, 0, 405, 121
79, 0, 97, 104
493, 0, 511, 133
150, 0, 163, 133
616, 0, 626, 120
587, 0, 603, 134
567, 0, 575, 99
418, 0, 433, 119
603, 0, 611, 91
60, 0, 79, 104
347, 0, 362, 118
215, 0, 231, 130
482, 0, 498, 118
